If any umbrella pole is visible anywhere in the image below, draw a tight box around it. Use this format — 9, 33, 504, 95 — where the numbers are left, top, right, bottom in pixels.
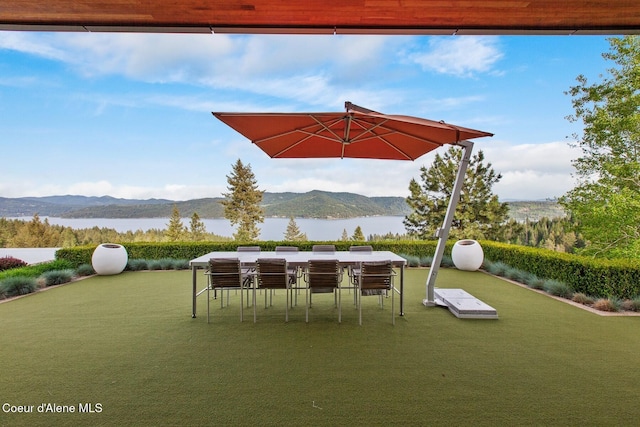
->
423, 140, 474, 306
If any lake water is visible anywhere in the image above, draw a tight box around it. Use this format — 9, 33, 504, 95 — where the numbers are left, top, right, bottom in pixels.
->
24, 216, 407, 241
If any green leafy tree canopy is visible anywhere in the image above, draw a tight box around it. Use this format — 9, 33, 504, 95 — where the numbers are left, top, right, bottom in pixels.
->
560, 35, 640, 258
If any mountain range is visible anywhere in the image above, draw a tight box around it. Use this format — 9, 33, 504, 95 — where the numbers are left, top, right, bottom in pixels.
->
0, 191, 564, 220
0, 191, 411, 219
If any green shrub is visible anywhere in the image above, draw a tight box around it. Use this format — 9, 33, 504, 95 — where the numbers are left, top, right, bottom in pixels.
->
419, 255, 433, 267
543, 279, 574, 299
504, 266, 527, 282
156, 258, 178, 270
172, 259, 190, 270
0, 256, 28, 272
147, 260, 163, 270
40, 269, 75, 287
572, 293, 595, 305
485, 260, 509, 277
127, 259, 149, 271
0, 276, 38, 297
440, 255, 454, 268
527, 276, 546, 290
520, 272, 540, 287
621, 297, 640, 312
0, 259, 74, 281
401, 254, 421, 267
75, 263, 95, 276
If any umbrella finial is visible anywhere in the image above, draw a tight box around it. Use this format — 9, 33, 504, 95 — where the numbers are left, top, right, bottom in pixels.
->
345, 101, 378, 114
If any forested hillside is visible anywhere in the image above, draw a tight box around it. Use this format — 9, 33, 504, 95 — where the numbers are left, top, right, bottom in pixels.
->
0, 192, 562, 221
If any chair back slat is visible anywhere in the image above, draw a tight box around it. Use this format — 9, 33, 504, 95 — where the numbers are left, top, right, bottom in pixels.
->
256, 258, 289, 289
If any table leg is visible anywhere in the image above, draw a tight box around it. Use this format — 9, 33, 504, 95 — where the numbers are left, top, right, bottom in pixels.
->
192, 265, 197, 318
400, 265, 405, 316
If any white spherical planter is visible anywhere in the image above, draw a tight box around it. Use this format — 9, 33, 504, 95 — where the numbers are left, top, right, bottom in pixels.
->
451, 239, 484, 271
92, 244, 128, 275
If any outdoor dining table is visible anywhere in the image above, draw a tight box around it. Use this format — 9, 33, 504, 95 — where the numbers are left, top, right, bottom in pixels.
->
189, 250, 407, 318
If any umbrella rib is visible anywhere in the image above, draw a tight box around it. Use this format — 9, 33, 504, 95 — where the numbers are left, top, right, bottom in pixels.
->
347, 119, 439, 160
351, 119, 445, 146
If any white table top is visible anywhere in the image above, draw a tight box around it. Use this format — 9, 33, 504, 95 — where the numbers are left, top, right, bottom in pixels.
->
189, 250, 407, 268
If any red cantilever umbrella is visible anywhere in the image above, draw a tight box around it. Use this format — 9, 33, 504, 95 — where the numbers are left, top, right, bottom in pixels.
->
213, 102, 493, 161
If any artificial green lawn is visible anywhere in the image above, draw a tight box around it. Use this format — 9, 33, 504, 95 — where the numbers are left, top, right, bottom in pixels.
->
1, 268, 639, 426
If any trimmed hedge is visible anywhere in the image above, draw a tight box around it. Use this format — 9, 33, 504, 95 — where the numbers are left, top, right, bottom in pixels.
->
55, 240, 640, 299
55, 241, 442, 268
479, 240, 640, 299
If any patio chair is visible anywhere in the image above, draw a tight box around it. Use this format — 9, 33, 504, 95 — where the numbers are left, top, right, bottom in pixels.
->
347, 245, 373, 281
275, 246, 300, 285
237, 246, 260, 304
205, 258, 244, 323
276, 245, 302, 305
254, 258, 291, 323
304, 259, 342, 323
312, 244, 336, 253
355, 260, 395, 325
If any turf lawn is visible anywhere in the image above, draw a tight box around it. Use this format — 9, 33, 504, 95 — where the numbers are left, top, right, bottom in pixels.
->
1, 268, 639, 426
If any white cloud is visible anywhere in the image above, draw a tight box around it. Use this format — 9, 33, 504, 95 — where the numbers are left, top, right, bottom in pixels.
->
480, 140, 580, 200
0, 32, 415, 111
409, 36, 503, 77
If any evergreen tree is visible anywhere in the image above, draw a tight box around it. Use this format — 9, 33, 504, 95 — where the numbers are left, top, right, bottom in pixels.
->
283, 217, 307, 241
221, 159, 265, 241
404, 146, 509, 240
560, 35, 640, 258
351, 225, 366, 241
165, 205, 186, 241
341, 229, 349, 241
189, 212, 207, 241
9, 214, 58, 247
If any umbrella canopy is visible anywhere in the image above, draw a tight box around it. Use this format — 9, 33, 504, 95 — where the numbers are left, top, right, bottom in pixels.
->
213, 102, 493, 161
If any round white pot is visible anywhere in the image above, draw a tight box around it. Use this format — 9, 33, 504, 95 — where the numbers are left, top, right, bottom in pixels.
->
451, 239, 484, 271
92, 243, 128, 275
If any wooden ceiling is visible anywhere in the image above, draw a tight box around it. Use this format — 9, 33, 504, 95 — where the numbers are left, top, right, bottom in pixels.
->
1, 1, 639, 34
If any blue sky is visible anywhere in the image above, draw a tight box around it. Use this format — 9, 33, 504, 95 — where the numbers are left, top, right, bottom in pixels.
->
0, 32, 613, 201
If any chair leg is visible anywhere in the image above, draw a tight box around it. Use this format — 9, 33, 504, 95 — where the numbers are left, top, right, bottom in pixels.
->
253, 285, 257, 323
391, 286, 394, 325
240, 286, 243, 322
358, 290, 362, 326
285, 286, 289, 323
338, 285, 342, 323
305, 287, 309, 323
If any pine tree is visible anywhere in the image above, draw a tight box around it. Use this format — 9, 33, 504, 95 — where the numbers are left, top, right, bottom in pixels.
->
9, 214, 58, 247
351, 225, 366, 241
283, 217, 307, 241
341, 229, 349, 241
221, 159, 265, 241
165, 205, 186, 242
404, 146, 509, 240
189, 212, 207, 241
